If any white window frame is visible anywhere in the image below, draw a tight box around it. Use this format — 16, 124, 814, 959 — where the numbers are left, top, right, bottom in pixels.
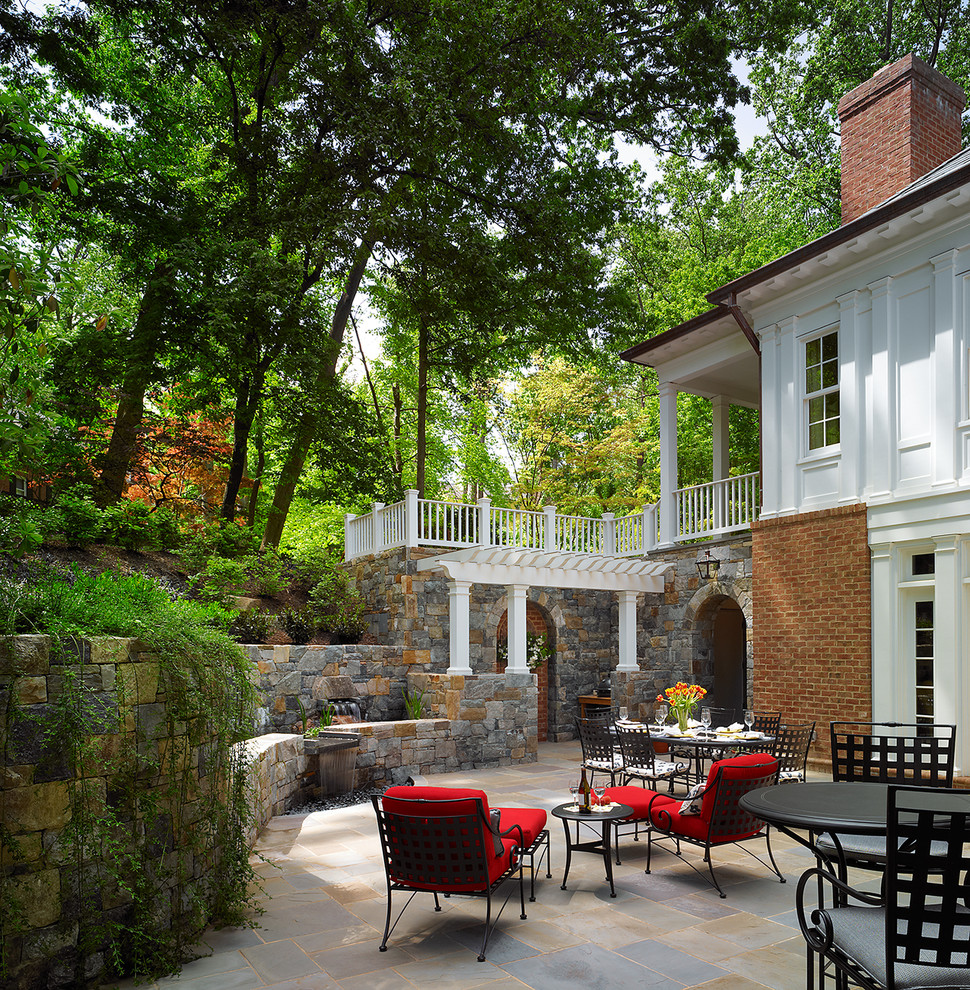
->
803, 326, 840, 453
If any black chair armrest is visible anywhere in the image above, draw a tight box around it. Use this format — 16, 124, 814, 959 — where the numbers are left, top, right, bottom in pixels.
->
795, 866, 883, 953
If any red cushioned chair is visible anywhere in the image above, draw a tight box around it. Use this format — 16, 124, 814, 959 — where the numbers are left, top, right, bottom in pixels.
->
604, 784, 656, 864
642, 752, 784, 898
373, 785, 550, 961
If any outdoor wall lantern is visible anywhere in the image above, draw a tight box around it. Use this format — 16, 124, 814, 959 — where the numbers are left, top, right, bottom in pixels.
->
696, 550, 720, 582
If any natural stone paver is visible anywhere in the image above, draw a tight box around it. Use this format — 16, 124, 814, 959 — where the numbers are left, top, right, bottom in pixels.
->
117, 740, 828, 990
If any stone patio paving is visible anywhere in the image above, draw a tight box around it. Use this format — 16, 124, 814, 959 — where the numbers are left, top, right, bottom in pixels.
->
111, 740, 840, 990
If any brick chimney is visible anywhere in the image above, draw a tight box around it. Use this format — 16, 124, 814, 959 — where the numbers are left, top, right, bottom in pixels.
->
837, 54, 965, 225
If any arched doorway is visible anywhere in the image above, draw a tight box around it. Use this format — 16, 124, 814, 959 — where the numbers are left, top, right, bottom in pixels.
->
712, 599, 746, 716
496, 602, 552, 742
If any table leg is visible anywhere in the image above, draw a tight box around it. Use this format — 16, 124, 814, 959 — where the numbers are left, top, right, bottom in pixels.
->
559, 818, 573, 890
601, 819, 617, 897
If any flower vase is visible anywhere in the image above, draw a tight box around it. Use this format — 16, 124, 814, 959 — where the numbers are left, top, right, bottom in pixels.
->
676, 707, 690, 732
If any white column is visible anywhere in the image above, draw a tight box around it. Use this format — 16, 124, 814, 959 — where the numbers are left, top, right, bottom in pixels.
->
617, 591, 639, 671
447, 579, 472, 674
870, 543, 896, 720
837, 291, 863, 504
932, 250, 958, 487
658, 381, 678, 547
404, 489, 419, 548
506, 584, 530, 674
477, 496, 491, 545
602, 512, 616, 556
868, 277, 893, 498
933, 538, 959, 733
712, 395, 730, 481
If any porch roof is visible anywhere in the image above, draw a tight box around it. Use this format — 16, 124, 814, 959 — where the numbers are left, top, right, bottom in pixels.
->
415, 545, 669, 592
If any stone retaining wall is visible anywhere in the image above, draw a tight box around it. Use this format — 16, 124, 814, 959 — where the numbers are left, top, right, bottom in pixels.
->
242, 733, 312, 844
325, 671, 538, 787
0, 635, 245, 990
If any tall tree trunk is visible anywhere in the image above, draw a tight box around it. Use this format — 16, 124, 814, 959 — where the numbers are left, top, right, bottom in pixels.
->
221, 360, 268, 521
95, 261, 169, 507
260, 236, 373, 549
415, 308, 430, 499
391, 383, 404, 487
246, 417, 265, 529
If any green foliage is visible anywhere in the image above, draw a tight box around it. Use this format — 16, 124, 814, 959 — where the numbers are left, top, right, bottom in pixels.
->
402, 687, 427, 720
304, 699, 336, 735
55, 483, 104, 548
289, 543, 340, 591
0, 499, 55, 556
228, 607, 272, 643
277, 499, 345, 558
190, 557, 248, 605
102, 499, 157, 550
242, 549, 284, 597
307, 569, 367, 643
278, 607, 315, 644
181, 522, 259, 571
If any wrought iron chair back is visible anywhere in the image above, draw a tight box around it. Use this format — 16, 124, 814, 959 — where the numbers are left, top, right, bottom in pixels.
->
797, 785, 970, 989
829, 721, 955, 785
749, 710, 782, 735
372, 791, 529, 962
615, 723, 686, 788
772, 721, 816, 782
576, 714, 624, 786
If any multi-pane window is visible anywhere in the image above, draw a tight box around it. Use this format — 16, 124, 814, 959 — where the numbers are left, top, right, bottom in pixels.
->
805, 330, 839, 450
915, 598, 935, 730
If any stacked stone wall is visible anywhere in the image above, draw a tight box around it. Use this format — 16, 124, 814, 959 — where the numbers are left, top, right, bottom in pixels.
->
0, 635, 236, 989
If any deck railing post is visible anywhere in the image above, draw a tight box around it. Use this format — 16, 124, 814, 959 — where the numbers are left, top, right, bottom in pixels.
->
344, 513, 354, 561
602, 512, 616, 556
371, 502, 385, 553
404, 489, 419, 548
477, 496, 491, 545
543, 505, 557, 551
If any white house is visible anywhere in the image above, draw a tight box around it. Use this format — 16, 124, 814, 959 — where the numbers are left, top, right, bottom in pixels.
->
622, 54, 970, 771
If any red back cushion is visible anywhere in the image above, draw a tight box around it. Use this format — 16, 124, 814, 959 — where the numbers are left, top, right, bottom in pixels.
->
383, 785, 491, 818
700, 753, 778, 822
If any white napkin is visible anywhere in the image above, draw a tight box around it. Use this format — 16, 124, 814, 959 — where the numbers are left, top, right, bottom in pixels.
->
729, 722, 744, 732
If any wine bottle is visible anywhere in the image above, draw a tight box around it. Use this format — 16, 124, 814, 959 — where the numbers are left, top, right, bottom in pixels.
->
579, 765, 591, 811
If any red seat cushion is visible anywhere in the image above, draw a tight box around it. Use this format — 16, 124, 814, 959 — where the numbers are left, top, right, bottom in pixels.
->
604, 786, 658, 819
646, 793, 714, 841
495, 807, 547, 848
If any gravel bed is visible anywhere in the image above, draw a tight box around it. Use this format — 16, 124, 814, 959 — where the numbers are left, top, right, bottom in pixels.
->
283, 785, 389, 814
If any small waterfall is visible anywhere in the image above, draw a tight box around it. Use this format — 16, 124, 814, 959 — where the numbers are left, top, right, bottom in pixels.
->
330, 698, 366, 722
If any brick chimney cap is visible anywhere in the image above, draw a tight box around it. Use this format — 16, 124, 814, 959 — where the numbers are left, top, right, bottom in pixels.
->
838, 52, 965, 121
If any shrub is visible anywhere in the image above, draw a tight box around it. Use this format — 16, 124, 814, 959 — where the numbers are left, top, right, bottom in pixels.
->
56, 484, 104, 548
278, 606, 315, 644
402, 687, 427, 719
308, 569, 368, 643
289, 544, 339, 590
152, 504, 182, 551
243, 549, 285, 597
190, 557, 248, 605
228, 607, 272, 643
102, 499, 157, 550
0, 501, 54, 556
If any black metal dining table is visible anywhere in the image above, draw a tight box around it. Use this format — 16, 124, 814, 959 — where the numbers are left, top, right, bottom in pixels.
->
739, 780, 970, 878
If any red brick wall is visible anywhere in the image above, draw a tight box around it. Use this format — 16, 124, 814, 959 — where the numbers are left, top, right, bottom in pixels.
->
752, 504, 871, 757
838, 54, 964, 225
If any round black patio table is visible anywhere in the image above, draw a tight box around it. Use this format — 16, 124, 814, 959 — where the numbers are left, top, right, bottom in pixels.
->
551, 802, 633, 898
647, 728, 774, 784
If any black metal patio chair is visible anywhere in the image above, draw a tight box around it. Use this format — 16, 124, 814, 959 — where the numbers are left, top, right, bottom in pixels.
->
772, 721, 816, 783
797, 785, 970, 989
576, 714, 625, 787
816, 720, 956, 870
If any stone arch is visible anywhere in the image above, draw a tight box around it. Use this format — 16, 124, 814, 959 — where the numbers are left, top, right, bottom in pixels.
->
485, 591, 563, 743
683, 578, 754, 711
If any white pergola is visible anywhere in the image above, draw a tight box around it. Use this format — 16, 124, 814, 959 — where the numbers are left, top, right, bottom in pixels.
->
415, 547, 670, 674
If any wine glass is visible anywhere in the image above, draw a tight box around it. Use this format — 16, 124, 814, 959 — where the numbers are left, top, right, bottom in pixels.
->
655, 702, 668, 727
618, 706, 628, 721
743, 709, 754, 734
701, 707, 712, 736
569, 783, 580, 810
592, 784, 606, 809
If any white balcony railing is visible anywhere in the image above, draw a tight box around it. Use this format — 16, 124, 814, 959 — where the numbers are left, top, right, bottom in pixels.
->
344, 475, 759, 561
